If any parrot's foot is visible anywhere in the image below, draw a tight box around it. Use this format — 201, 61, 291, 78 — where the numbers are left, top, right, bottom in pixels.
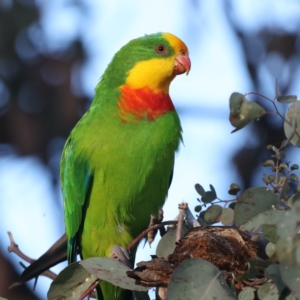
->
110, 245, 132, 268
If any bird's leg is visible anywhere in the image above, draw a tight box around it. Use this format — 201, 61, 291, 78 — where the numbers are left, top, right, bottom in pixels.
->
110, 245, 132, 268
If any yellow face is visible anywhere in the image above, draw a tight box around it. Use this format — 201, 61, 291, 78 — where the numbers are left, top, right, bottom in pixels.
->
124, 33, 190, 94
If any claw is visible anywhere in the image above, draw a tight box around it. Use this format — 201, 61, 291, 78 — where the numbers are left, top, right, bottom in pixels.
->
110, 245, 132, 268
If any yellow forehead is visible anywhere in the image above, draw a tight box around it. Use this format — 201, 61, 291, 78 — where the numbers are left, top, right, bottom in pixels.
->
162, 33, 188, 54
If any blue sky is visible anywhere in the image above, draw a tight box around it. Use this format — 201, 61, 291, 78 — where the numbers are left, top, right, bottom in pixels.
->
1, 1, 300, 299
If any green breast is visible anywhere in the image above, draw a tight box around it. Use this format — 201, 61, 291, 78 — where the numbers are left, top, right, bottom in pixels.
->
73, 103, 182, 259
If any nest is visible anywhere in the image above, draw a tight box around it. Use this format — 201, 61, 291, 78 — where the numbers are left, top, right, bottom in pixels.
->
127, 226, 268, 293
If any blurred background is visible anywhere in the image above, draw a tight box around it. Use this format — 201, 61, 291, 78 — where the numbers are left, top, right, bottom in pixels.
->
1, 0, 300, 299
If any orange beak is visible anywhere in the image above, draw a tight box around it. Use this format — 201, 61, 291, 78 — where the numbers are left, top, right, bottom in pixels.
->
174, 51, 191, 75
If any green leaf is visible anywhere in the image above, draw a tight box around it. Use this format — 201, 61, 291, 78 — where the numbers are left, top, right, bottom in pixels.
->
277, 210, 300, 238
295, 198, 300, 215
279, 261, 300, 299
275, 151, 286, 159
287, 191, 300, 208
291, 164, 299, 170
228, 183, 241, 195
279, 163, 287, 170
265, 242, 276, 258
257, 282, 280, 300
229, 202, 236, 210
210, 184, 217, 198
48, 262, 98, 300
276, 238, 296, 265
290, 173, 299, 182
234, 187, 279, 228
202, 185, 217, 203
262, 224, 279, 244
204, 205, 223, 224
239, 209, 284, 232
238, 287, 255, 300
277, 95, 297, 103
268, 175, 276, 183
167, 258, 236, 300
296, 244, 300, 265
265, 264, 286, 295
156, 226, 189, 259
284, 101, 300, 147
195, 184, 205, 197
262, 160, 275, 167
221, 208, 234, 225
80, 258, 149, 292
229, 93, 266, 133
237, 257, 271, 280
194, 205, 202, 212
284, 294, 298, 300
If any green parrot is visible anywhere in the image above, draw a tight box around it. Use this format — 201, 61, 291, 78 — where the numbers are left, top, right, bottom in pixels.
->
62, 32, 190, 299
20, 32, 191, 300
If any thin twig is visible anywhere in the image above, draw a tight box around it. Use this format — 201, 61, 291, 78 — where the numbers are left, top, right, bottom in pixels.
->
176, 203, 186, 242
7, 231, 35, 264
7, 231, 58, 289
126, 221, 178, 251
78, 280, 99, 300
242, 277, 267, 286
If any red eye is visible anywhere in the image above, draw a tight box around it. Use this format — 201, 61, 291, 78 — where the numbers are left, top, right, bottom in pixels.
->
156, 44, 167, 54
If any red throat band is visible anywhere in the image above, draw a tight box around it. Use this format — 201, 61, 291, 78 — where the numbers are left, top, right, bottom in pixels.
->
118, 85, 175, 121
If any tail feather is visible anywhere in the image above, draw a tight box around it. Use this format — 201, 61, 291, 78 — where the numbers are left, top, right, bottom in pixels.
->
19, 234, 67, 283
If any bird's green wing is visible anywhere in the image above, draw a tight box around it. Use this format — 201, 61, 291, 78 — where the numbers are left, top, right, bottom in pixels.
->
60, 136, 92, 262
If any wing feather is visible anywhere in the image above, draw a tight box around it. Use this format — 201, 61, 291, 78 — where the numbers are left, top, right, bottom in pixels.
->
60, 137, 92, 251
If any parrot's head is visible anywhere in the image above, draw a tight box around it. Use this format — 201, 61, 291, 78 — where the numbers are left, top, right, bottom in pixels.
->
102, 32, 191, 94
98, 33, 190, 121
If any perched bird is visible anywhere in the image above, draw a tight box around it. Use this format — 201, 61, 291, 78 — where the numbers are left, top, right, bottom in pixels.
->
21, 32, 191, 300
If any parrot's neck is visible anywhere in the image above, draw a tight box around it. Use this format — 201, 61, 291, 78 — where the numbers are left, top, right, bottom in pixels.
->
118, 84, 174, 121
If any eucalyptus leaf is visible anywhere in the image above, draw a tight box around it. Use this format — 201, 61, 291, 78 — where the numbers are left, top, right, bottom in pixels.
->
202, 185, 217, 203
221, 208, 234, 225
204, 205, 223, 224
284, 101, 300, 148
195, 183, 205, 197
167, 258, 236, 300
265, 264, 286, 295
194, 205, 202, 212
48, 262, 98, 300
265, 242, 276, 258
262, 160, 275, 167
290, 173, 299, 182
276, 237, 296, 264
80, 257, 148, 292
287, 192, 300, 208
238, 287, 255, 300
262, 224, 279, 244
229, 202, 236, 210
229, 93, 266, 133
235, 187, 279, 228
257, 282, 279, 300
279, 261, 300, 299
156, 226, 189, 259
240, 209, 283, 232
277, 95, 297, 103
228, 183, 241, 195
277, 210, 300, 238
291, 164, 299, 170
